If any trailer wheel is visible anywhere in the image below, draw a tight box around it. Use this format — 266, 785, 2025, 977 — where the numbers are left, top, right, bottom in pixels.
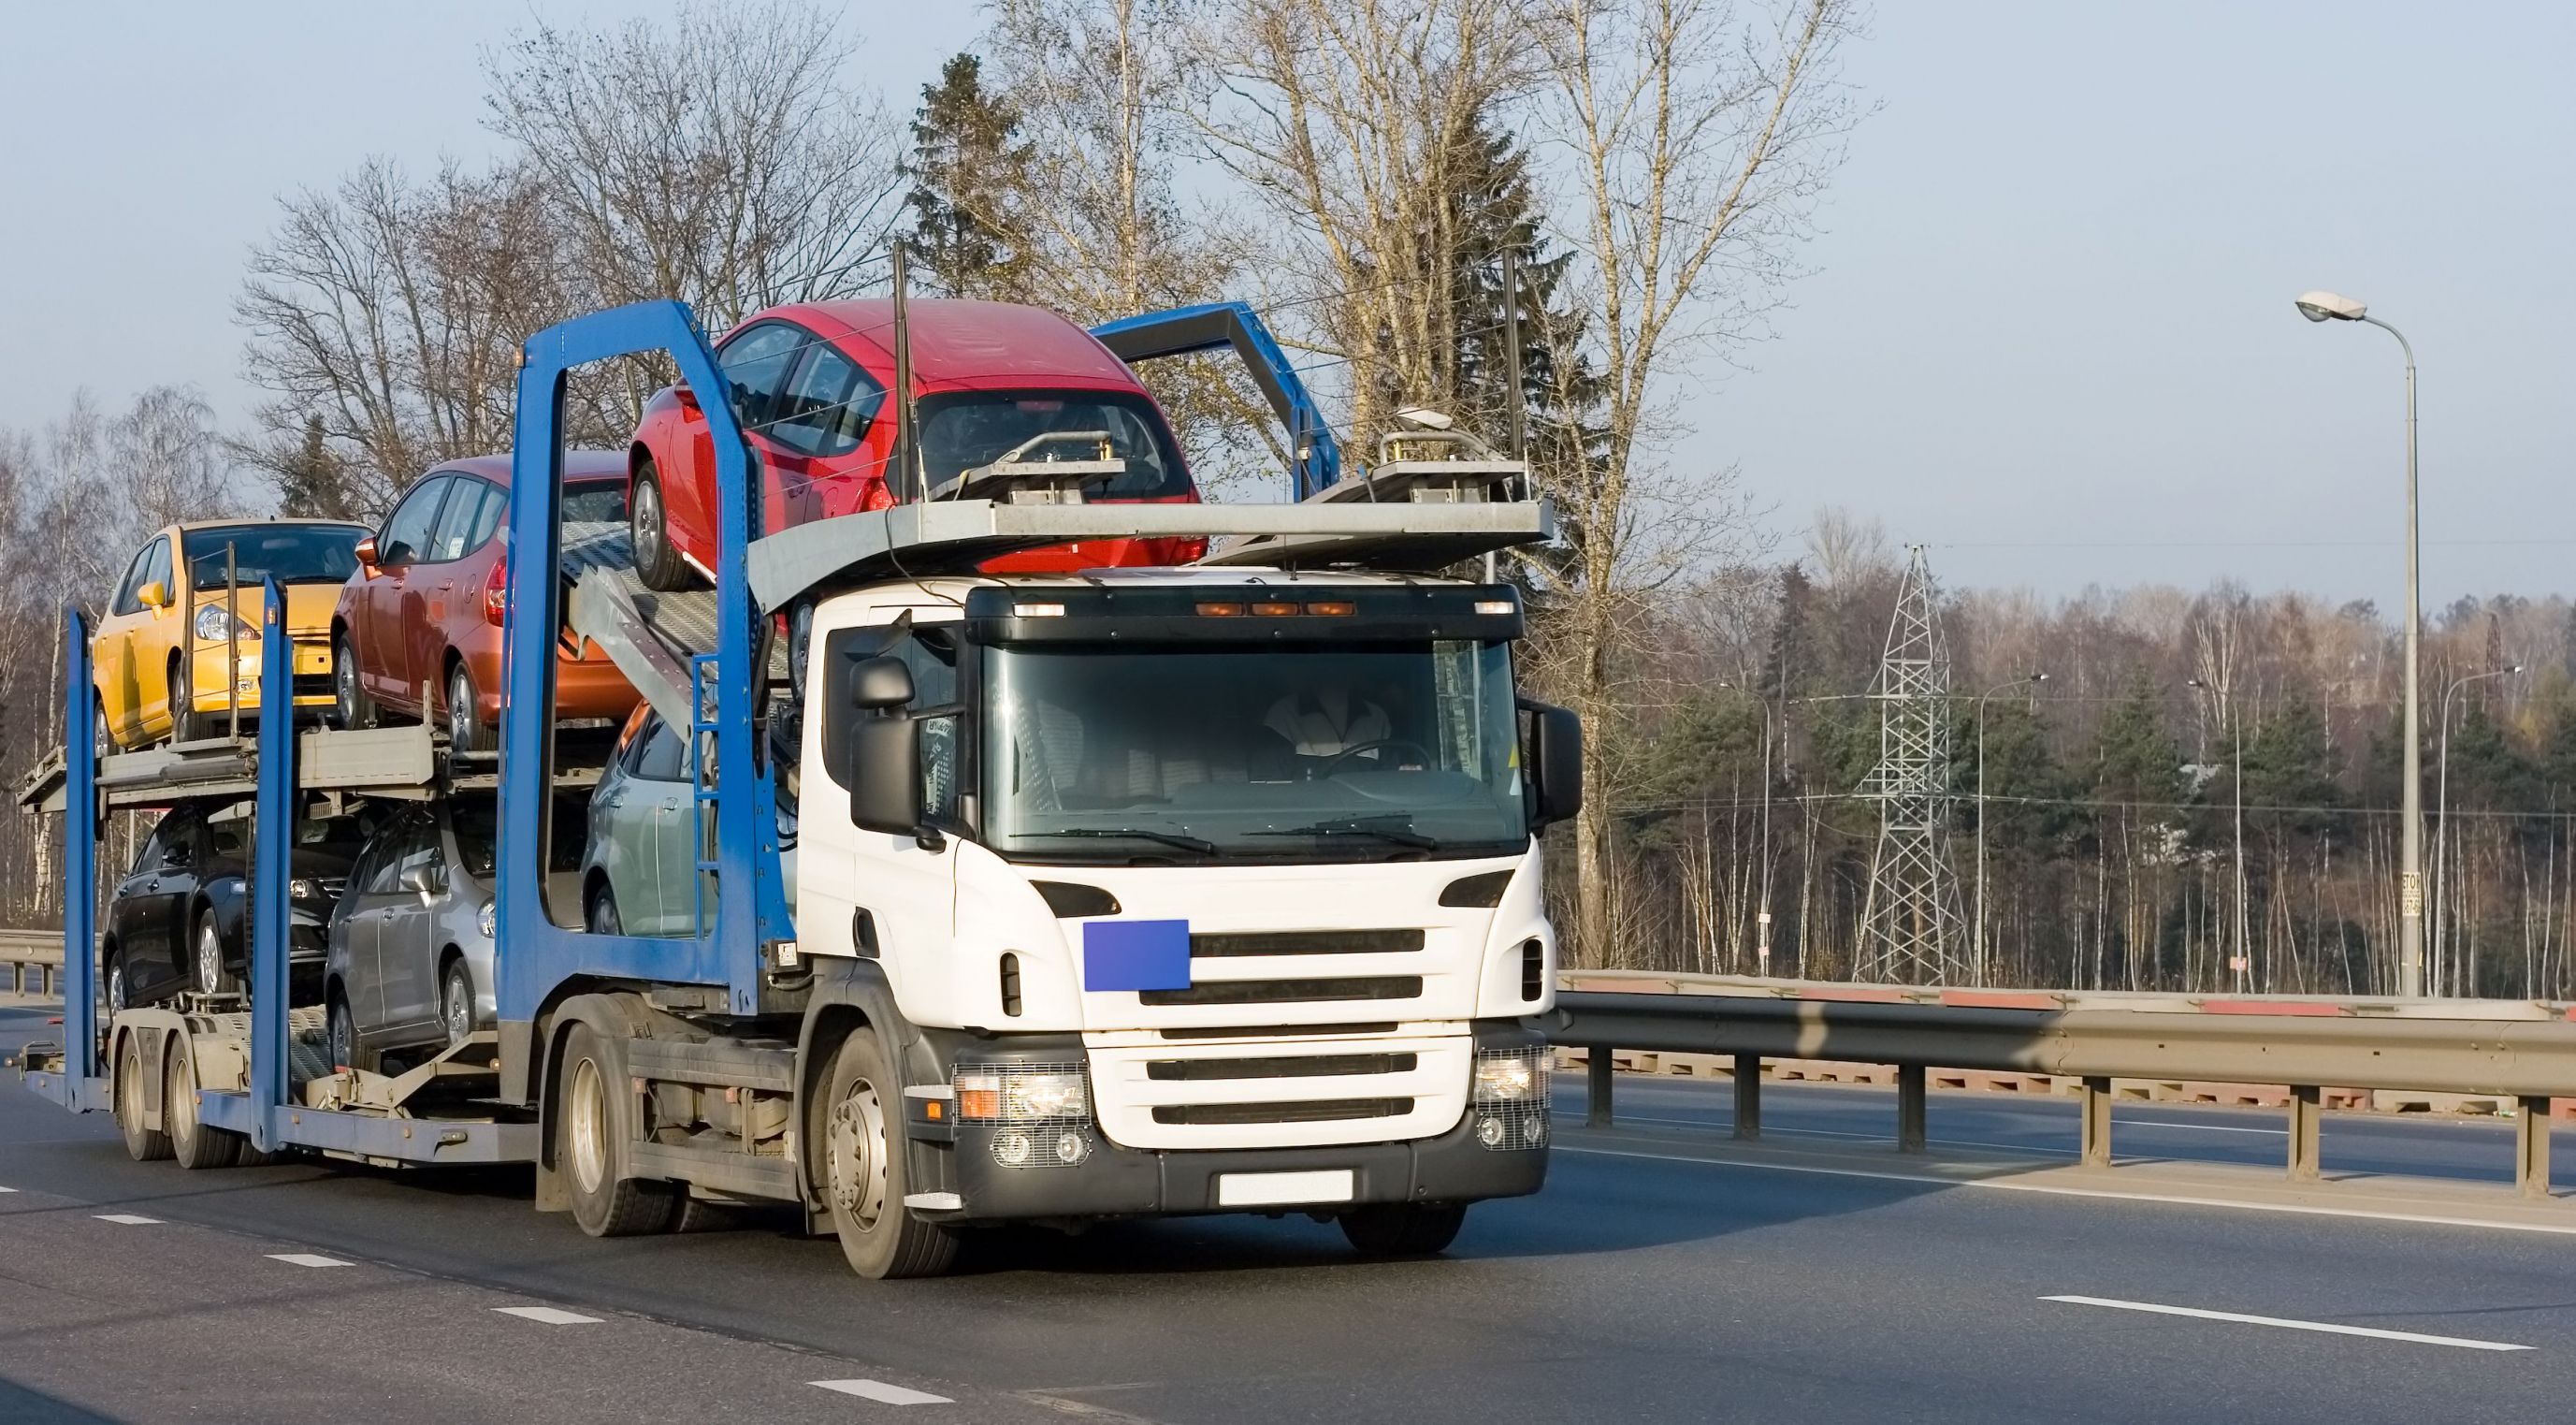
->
115, 1033, 170, 1162
557, 1022, 679, 1237
165, 1036, 241, 1170
820, 1028, 957, 1279
1339, 1201, 1468, 1258
629, 458, 696, 591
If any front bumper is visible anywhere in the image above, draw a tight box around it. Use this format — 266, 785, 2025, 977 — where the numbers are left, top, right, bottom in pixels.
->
188, 638, 334, 715
917, 1023, 1549, 1222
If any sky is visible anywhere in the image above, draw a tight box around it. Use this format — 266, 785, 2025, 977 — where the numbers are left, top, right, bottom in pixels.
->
1, 3, 2569, 609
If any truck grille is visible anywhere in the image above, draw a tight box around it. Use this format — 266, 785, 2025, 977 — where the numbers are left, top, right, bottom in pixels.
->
1084, 1031, 1470, 1151
1140, 976, 1421, 1008
1152, 1098, 1413, 1126
1190, 929, 1423, 957
1147, 1053, 1417, 1081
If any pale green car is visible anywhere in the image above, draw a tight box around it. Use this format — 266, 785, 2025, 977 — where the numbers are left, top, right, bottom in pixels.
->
579, 705, 795, 937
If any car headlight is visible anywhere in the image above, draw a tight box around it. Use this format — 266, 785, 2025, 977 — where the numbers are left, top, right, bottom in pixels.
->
954, 1066, 1089, 1123
1472, 1047, 1544, 1103
195, 604, 255, 642
477, 901, 496, 938
289, 877, 320, 902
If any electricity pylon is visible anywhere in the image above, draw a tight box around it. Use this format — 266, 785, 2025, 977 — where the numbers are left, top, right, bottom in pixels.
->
1856, 545, 1970, 984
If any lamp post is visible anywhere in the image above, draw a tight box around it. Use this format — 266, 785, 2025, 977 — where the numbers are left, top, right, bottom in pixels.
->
1719, 681, 1783, 978
2188, 678, 2250, 994
2297, 289, 2424, 996
1974, 673, 2047, 985
2433, 664, 2520, 996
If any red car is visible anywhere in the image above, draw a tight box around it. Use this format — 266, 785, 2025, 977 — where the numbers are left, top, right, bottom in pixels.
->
626, 298, 1202, 589
332, 451, 641, 749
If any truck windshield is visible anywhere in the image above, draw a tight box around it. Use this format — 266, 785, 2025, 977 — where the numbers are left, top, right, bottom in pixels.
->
980, 640, 1527, 861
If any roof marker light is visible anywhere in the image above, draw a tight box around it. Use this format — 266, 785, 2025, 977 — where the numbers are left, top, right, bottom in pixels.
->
1195, 603, 1246, 617
1014, 602, 1066, 618
1250, 601, 1299, 617
1474, 601, 1514, 615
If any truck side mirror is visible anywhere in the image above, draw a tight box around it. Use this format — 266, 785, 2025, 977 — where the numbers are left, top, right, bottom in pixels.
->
848, 715, 925, 837
1523, 699, 1583, 830
847, 655, 912, 710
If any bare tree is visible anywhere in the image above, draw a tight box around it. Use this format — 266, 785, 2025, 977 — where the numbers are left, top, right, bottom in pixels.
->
1530, 0, 1860, 959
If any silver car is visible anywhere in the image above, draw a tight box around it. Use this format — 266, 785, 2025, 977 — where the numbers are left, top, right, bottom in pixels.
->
581, 705, 794, 938
323, 800, 500, 1072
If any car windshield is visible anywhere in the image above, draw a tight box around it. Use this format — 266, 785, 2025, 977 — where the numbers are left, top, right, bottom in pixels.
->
452, 798, 586, 876
183, 524, 362, 588
917, 390, 1188, 500
979, 639, 1527, 862
562, 479, 628, 526
227, 811, 375, 876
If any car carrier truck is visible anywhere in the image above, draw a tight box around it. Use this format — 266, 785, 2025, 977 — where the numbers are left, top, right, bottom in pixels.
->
18, 294, 1577, 1278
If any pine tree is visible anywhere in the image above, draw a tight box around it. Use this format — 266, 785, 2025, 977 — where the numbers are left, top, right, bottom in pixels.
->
902, 54, 1035, 300
271, 414, 357, 520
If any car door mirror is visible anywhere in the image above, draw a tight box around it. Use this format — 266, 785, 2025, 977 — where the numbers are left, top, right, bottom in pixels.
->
398, 863, 442, 896
848, 715, 927, 840
138, 581, 170, 611
1521, 698, 1584, 831
355, 535, 379, 569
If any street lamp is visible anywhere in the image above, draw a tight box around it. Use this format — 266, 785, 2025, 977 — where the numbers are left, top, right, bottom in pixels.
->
2296, 289, 2424, 996
2433, 664, 2521, 996
2187, 678, 2250, 994
1718, 681, 1784, 979
1974, 673, 2047, 985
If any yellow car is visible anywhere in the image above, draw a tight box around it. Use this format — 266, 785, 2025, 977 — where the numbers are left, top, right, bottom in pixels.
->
94, 520, 369, 750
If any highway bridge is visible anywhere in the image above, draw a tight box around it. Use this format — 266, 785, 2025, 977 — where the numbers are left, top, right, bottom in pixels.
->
6, 996, 2570, 1423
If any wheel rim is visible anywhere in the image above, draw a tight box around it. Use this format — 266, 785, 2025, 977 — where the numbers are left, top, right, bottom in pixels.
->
590, 894, 618, 936
634, 477, 663, 565
167, 1051, 198, 1150
444, 973, 470, 1046
335, 641, 358, 724
827, 1078, 890, 1233
568, 1055, 610, 1196
196, 922, 222, 995
106, 960, 124, 1015
449, 668, 473, 749
118, 1040, 139, 1121
330, 1004, 352, 1071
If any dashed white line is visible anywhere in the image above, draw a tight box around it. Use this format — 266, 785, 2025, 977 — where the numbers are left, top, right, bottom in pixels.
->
811, 1379, 955, 1405
0, 1185, 17, 1193
94, 1214, 162, 1225
494, 1305, 601, 1325
267, 1252, 353, 1268
2042, 1295, 2533, 1351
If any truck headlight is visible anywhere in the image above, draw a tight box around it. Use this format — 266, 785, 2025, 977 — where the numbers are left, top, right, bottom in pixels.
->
955, 1065, 1089, 1123
195, 604, 254, 642
1472, 1048, 1544, 1103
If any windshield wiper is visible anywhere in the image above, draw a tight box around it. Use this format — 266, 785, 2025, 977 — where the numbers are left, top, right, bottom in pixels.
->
1025, 827, 1219, 855
1250, 819, 1439, 850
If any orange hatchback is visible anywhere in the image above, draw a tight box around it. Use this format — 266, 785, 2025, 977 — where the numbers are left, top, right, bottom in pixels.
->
331, 452, 640, 749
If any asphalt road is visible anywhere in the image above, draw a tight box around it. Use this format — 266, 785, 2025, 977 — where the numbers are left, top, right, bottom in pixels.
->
7, 1000, 2576, 1424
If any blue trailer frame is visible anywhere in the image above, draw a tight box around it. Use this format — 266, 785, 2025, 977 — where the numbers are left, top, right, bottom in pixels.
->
1090, 301, 1344, 500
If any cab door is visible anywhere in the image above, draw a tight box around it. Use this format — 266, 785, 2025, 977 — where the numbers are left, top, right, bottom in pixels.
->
365, 476, 454, 710
801, 617, 960, 972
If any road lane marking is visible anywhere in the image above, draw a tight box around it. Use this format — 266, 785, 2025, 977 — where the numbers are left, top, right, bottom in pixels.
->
494, 1306, 601, 1325
2041, 1295, 2533, 1351
94, 1214, 161, 1225
0, 1185, 16, 1193
1556, 1144, 2576, 1236
267, 1253, 352, 1268
811, 1380, 954, 1405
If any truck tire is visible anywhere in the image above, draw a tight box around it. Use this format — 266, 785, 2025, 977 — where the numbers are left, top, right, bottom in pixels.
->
116, 1033, 171, 1162
557, 1022, 680, 1237
630, 458, 696, 591
165, 1036, 242, 1170
1339, 1201, 1468, 1257
820, 1028, 957, 1279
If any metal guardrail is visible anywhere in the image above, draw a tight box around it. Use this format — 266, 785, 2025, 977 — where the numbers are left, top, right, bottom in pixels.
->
1551, 989, 2574, 1199
1, 929, 61, 997
1564, 968, 2576, 1021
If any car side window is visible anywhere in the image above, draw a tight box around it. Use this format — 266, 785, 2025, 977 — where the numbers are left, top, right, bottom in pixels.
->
427, 479, 494, 563
633, 717, 687, 783
379, 476, 452, 566
467, 481, 508, 551
716, 322, 807, 434
141, 537, 173, 603
110, 543, 154, 616
154, 814, 197, 870
770, 342, 884, 458
130, 823, 168, 878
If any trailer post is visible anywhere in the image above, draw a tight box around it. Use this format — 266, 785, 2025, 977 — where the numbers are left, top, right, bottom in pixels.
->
57, 607, 101, 1107
248, 579, 296, 1151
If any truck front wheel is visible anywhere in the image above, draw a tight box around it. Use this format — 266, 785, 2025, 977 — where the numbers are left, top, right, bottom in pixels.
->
557, 1022, 680, 1237
821, 1028, 957, 1279
1339, 1201, 1469, 1258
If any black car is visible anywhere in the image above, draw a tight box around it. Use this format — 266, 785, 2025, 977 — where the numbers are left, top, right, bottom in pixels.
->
101, 804, 372, 1012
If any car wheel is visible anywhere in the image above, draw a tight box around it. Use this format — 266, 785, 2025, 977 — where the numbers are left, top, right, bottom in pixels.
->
441, 961, 476, 1049
103, 948, 126, 1017
587, 885, 622, 936
116, 1032, 171, 1162
327, 990, 357, 1074
821, 1027, 958, 1279
447, 662, 482, 752
94, 698, 114, 761
630, 458, 696, 591
170, 657, 209, 743
558, 1021, 680, 1236
193, 913, 236, 997
334, 632, 376, 730
1339, 1201, 1469, 1258
166, 1035, 242, 1170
